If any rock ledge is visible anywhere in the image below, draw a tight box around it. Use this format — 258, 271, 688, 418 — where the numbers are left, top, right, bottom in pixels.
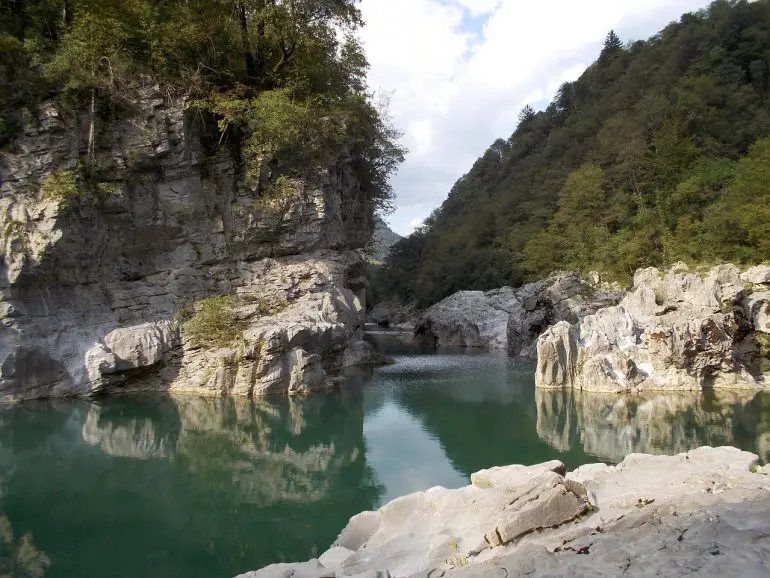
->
236, 446, 770, 578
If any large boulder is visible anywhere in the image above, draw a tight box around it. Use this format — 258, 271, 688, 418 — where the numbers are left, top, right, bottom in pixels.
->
535, 264, 770, 392
415, 272, 622, 353
366, 300, 418, 329
414, 288, 518, 349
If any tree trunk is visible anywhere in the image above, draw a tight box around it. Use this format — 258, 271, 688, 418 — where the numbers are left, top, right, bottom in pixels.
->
238, 2, 257, 78
87, 88, 96, 169
63, 0, 73, 27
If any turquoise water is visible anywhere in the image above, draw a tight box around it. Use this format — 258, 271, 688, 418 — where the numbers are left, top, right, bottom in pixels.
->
2, 335, 769, 577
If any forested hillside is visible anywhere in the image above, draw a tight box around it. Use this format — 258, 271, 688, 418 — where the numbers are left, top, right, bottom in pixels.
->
0, 0, 403, 215
381, 0, 770, 307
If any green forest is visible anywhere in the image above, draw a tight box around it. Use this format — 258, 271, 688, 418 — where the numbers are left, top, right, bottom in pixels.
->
380, 0, 770, 308
0, 0, 404, 214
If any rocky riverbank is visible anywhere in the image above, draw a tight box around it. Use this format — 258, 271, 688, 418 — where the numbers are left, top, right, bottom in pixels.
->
236, 446, 770, 578
0, 89, 388, 402
406, 263, 770, 392
413, 272, 622, 355
536, 264, 770, 392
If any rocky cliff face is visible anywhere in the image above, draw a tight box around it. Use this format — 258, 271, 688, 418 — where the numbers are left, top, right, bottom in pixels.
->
0, 87, 379, 402
536, 264, 770, 392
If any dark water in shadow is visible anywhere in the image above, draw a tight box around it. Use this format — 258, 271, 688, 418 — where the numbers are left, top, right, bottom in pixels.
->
2, 334, 769, 577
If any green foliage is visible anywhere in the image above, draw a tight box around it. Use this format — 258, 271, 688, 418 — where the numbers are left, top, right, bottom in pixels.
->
1, 0, 405, 219
183, 295, 245, 349
40, 170, 80, 203
252, 175, 302, 216
382, 0, 770, 305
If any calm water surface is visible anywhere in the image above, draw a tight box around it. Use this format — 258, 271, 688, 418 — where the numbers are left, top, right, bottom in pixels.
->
2, 334, 770, 577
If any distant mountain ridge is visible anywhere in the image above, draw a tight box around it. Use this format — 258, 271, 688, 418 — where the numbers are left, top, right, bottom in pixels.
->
368, 218, 402, 263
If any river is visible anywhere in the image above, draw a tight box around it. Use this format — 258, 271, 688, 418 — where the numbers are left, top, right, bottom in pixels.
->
1, 333, 769, 577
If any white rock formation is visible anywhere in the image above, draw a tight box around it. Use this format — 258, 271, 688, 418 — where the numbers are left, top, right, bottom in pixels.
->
536, 264, 770, 392
413, 272, 621, 354
235, 446, 770, 578
414, 288, 519, 349
0, 89, 383, 401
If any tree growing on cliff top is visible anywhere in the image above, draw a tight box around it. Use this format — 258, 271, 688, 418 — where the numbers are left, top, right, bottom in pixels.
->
0, 0, 405, 215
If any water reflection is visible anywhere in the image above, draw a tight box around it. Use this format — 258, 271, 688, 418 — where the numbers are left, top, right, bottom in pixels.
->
536, 388, 770, 463
3, 343, 770, 578
0, 392, 382, 578
0, 463, 50, 578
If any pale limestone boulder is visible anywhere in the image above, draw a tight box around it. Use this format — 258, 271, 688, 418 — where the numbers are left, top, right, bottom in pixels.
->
414, 288, 517, 349
471, 460, 565, 489
102, 321, 176, 372
238, 447, 770, 578
741, 264, 770, 285
535, 322, 578, 389
318, 547, 355, 570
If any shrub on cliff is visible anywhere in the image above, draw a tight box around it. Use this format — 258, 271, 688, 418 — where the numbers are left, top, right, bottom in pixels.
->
183, 296, 245, 349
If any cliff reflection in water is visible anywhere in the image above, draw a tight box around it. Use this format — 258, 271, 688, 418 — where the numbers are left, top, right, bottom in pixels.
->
79, 392, 381, 507
1, 391, 382, 578
536, 388, 770, 463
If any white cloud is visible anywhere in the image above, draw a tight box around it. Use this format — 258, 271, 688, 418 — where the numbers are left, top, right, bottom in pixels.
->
408, 217, 426, 231
359, 0, 713, 235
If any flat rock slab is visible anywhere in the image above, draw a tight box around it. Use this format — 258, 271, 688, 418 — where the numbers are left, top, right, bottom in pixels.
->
237, 447, 770, 578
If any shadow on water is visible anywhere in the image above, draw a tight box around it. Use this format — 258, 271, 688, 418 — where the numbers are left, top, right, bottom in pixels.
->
0, 391, 383, 578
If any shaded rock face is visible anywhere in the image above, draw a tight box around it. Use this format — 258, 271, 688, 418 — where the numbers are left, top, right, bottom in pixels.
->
0, 88, 375, 401
507, 272, 623, 358
236, 447, 770, 578
536, 264, 770, 392
414, 272, 620, 353
366, 301, 418, 330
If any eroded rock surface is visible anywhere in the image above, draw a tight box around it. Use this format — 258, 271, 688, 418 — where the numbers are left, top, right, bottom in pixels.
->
0, 89, 381, 401
536, 264, 770, 392
414, 288, 518, 349
506, 272, 623, 357
236, 446, 770, 578
414, 272, 621, 353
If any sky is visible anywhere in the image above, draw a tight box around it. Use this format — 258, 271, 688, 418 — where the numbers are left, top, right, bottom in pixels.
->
357, 0, 715, 236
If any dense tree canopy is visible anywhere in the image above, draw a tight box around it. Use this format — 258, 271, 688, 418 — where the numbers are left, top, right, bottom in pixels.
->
380, 0, 770, 307
0, 0, 404, 214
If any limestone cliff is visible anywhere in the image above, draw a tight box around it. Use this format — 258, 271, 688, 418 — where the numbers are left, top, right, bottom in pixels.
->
536, 264, 770, 392
0, 87, 380, 402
